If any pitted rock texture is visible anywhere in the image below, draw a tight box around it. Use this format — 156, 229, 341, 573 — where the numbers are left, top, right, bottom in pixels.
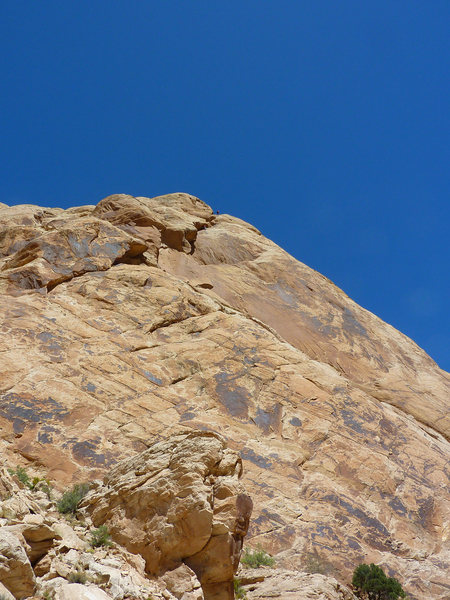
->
82, 431, 252, 600
239, 568, 358, 600
0, 193, 449, 599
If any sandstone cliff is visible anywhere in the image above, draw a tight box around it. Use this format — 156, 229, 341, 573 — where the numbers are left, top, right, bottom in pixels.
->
0, 193, 448, 599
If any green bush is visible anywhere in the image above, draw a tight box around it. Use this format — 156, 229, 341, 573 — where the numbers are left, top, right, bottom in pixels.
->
8, 466, 52, 498
8, 466, 31, 487
57, 483, 90, 514
241, 546, 275, 568
67, 569, 88, 584
90, 524, 113, 548
352, 563, 406, 600
234, 578, 247, 599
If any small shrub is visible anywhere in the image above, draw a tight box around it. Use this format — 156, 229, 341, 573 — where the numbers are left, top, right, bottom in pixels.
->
8, 466, 31, 487
352, 563, 406, 600
67, 569, 88, 584
90, 524, 113, 548
57, 483, 90, 514
241, 546, 275, 568
33, 477, 53, 499
8, 466, 53, 498
234, 578, 247, 599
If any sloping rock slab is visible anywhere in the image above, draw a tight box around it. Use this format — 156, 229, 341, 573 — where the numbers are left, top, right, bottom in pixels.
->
240, 568, 357, 600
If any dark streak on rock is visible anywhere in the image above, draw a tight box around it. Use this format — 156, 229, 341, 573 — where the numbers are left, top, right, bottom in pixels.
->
240, 448, 273, 470
253, 403, 282, 434
0, 393, 69, 429
214, 372, 251, 419
71, 439, 114, 467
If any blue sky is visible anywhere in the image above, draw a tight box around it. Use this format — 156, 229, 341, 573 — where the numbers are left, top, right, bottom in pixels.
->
2, 1, 449, 370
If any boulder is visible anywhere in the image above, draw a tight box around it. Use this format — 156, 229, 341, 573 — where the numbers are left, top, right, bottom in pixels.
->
0, 529, 35, 599
240, 569, 358, 600
83, 431, 252, 599
52, 582, 112, 600
161, 563, 204, 599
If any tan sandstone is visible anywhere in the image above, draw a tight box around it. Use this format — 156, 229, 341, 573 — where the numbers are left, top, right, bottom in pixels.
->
0, 193, 449, 599
239, 568, 358, 600
82, 430, 252, 600
0, 529, 36, 599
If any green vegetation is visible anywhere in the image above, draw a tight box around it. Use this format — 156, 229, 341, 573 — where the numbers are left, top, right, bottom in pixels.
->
241, 546, 275, 568
57, 483, 90, 514
352, 563, 406, 600
234, 578, 247, 599
90, 524, 113, 548
7, 466, 52, 498
67, 569, 88, 584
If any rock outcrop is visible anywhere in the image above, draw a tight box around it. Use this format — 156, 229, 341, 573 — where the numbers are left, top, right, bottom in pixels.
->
0, 193, 449, 599
0, 462, 204, 599
0, 529, 36, 599
239, 568, 358, 600
83, 430, 252, 599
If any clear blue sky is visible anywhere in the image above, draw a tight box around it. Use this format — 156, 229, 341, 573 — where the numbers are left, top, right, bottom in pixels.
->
2, 1, 449, 371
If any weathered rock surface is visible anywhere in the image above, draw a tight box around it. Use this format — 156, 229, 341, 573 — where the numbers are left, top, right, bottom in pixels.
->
0, 464, 190, 599
0, 582, 15, 600
52, 583, 113, 600
0, 529, 36, 598
83, 431, 252, 600
161, 563, 204, 599
239, 568, 358, 600
0, 193, 449, 599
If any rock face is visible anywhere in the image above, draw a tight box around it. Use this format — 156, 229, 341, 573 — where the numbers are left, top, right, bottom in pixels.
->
0, 530, 36, 599
0, 464, 203, 599
83, 430, 252, 599
239, 568, 358, 600
0, 193, 449, 599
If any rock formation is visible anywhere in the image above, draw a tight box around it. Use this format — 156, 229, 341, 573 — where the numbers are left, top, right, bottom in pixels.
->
238, 568, 358, 600
82, 430, 252, 599
0, 193, 449, 599
0, 447, 206, 599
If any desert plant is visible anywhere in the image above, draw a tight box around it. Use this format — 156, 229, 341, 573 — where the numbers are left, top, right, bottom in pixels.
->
33, 477, 53, 499
67, 569, 88, 584
8, 465, 31, 487
234, 578, 247, 599
241, 546, 275, 568
352, 563, 406, 600
90, 524, 113, 548
8, 466, 52, 498
57, 482, 90, 514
